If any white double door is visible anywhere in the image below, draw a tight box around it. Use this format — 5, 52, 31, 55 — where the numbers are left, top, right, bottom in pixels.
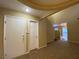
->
4, 15, 27, 59
4, 15, 39, 59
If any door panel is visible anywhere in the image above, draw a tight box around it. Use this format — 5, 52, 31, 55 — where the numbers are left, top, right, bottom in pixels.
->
4, 15, 27, 59
28, 20, 39, 51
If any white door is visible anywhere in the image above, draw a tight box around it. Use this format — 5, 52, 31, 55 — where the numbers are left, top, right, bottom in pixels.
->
4, 15, 27, 59
28, 20, 39, 51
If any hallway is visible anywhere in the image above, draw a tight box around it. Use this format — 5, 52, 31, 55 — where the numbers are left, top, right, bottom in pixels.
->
15, 40, 79, 59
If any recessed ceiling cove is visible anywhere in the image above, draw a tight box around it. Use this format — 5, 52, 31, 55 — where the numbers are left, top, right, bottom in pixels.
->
18, 0, 79, 10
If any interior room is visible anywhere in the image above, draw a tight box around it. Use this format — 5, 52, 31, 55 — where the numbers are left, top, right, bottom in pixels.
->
0, 0, 79, 59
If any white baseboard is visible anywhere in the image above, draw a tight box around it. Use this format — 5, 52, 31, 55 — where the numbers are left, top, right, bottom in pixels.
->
39, 45, 47, 49
47, 40, 54, 44
25, 51, 30, 54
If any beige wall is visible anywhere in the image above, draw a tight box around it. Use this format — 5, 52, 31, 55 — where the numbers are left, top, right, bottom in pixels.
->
39, 18, 55, 46
47, 20, 55, 43
0, 15, 4, 59
48, 3, 79, 44
39, 19, 47, 48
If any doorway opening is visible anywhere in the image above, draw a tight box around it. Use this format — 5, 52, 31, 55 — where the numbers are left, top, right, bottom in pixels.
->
60, 23, 68, 41
53, 24, 59, 31
53, 23, 68, 42
53, 24, 60, 41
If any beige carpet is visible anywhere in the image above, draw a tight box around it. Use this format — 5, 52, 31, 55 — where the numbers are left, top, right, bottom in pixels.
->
15, 40, 79, 59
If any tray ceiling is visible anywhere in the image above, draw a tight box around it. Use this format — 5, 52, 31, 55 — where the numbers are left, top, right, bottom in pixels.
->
18, 0, 79, 10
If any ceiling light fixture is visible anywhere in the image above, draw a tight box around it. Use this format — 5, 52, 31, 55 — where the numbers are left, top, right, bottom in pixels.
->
25, 8, 29, 12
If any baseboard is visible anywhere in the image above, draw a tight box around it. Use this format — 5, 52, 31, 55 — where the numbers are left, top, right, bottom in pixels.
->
25, 51, 30, 54
14, 51, 30, 59
39, 45, 47, 49
69, 40, 79, 44
47, 40, 54, 44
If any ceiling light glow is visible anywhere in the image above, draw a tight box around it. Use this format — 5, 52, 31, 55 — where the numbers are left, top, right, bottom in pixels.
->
26, 8, 29, 12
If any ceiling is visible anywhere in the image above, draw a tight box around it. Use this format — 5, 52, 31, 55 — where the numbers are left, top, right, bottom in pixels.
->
18, 0, 79, 10
0, 0, 79, 19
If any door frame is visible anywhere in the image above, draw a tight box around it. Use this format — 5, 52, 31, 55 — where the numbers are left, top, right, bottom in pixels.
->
4, 15, 7, 58
60, 23, 68, 41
